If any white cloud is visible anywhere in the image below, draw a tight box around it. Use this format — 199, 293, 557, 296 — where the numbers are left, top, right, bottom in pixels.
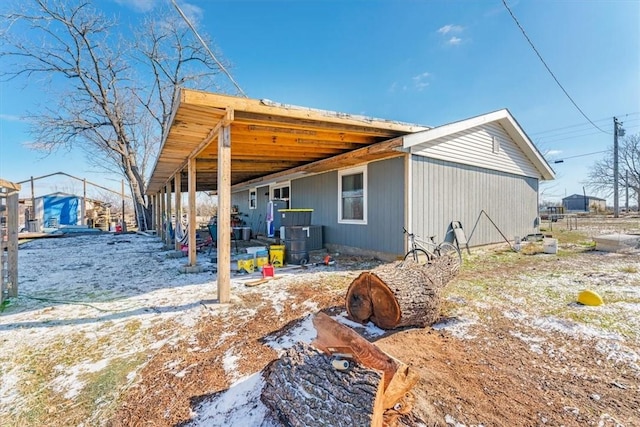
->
179, 2, 204, 24
448, 36, 462, 45
113, 0, 155, 13
412, 72, 431, 91
546, 149, 563, 156
437, 24, 464, 35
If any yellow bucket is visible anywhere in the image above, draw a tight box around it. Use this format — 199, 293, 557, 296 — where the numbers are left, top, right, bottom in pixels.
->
269, 245, 285, 267
256, 250, 269, 269
237, 254, 255, 273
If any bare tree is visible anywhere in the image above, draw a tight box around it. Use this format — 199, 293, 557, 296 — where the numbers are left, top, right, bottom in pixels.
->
0, 0, 229, 230
585, 133, 640, 210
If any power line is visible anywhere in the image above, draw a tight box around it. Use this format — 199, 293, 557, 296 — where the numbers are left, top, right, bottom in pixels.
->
552, 150, 609, 163
501, 0, 609, 134
170, 0, 247, 98
540, 123, 640, 144
530, 113, 640, 137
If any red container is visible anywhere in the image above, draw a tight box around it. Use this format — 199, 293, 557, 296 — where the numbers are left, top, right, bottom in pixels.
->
262, 264, 274, 278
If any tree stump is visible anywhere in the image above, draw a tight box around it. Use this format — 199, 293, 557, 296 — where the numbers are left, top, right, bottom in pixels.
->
261, 342, 386, 427
345, 256, 458, 329
261, 313, 419, 427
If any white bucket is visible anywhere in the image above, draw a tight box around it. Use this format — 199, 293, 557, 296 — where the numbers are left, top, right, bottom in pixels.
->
543, 238, 558, 254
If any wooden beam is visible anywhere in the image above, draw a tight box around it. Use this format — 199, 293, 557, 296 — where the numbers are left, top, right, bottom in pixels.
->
188, 158, 197, 266
217, 121, 232, 304
0, 179, 21, 191
181, 89, 427, 133
231, 137, 404, 191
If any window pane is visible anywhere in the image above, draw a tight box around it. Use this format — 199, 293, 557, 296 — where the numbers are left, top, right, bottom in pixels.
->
341, 173, 363, 220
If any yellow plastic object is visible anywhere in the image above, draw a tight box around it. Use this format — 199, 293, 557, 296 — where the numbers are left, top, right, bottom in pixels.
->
269, 245, 285, 267
577, 289, 604, 306
237, 254, 255, 274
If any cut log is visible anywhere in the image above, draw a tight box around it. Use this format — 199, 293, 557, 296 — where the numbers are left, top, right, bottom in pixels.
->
312, 312, 398, 390
346, 257, 458, 329
261, 342, 386, 427
261, 313, 420, 427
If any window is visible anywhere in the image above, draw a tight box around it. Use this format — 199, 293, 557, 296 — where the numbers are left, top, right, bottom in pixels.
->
271, 182, 290, 201
338, 166, 367, 224
492, 135, 500, 153
249, 188, 257, 209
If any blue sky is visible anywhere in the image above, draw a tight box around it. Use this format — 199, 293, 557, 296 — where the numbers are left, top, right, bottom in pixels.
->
1, 0, 639, 203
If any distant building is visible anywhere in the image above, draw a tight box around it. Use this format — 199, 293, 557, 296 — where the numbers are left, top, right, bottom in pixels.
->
562, 194, 606, 212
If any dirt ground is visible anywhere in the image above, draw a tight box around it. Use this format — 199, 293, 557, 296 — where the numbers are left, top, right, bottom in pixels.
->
107, 216, 640, 427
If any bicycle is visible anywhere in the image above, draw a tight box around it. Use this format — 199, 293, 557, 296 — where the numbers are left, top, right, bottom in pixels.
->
402, 227, 462, 268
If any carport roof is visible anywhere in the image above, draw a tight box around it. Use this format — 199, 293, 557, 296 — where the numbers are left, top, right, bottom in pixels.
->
146, 89, 428, 194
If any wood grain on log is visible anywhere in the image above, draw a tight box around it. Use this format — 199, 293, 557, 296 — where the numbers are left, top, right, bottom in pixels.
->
261, 342, 386, 427
346, 257, 458, 329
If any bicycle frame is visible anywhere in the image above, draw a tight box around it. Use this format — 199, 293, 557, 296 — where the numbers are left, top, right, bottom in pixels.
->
403, 227, 462, 267
407, 232, 437, 257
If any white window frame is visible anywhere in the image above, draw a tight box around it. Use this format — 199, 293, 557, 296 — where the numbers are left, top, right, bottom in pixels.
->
249, 188, 257, 210
338, 165, 367, 225
270, 181, 291, 201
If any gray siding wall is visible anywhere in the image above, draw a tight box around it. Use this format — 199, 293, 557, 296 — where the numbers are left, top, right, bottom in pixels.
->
411, 156, 539, 247
293, 157, 406, 256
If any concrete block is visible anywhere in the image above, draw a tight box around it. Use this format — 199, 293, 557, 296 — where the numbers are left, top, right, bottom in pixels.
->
178, 264, 204, 274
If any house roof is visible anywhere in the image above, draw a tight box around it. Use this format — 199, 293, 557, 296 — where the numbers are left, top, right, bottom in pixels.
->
146, 89, 427, 194
563, 194, 606, 201
402, 109, 555, 181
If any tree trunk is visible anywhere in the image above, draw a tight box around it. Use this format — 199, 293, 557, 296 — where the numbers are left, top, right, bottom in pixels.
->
345, 257, 458, 329
261, 342, 386, 427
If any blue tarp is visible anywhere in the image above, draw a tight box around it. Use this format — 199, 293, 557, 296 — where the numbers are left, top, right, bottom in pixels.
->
43, 195, 79, 227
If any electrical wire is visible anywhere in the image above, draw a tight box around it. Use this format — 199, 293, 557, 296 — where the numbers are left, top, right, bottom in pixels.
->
501, 0, 610, 134
169, 0, 248, 98
540, 123, 640, 144
554, 150, 609, 162
530, 113, 639, 137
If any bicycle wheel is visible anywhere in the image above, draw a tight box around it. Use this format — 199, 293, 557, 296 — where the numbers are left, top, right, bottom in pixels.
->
435, 242, 462, 270
404, 248, 431, 264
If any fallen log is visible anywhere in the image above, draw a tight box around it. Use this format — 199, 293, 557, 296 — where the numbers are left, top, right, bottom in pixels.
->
261, 313, 419, 427
345, 256, 458, 329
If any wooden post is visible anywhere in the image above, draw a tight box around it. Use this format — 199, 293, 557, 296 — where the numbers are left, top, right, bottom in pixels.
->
217, 119, 232, 303
7, 190, 19, 297
82, 178, 87, 226
30, 176, 35, 221
174, 174, 182, 251
159, 187, 166, 241
165, 182, 172, 247
155, 193, 161, 235
187, 158, 197, 267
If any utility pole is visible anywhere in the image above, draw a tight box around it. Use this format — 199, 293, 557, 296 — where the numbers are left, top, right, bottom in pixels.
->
613, 117, 626, 218
613, 117, 620, 218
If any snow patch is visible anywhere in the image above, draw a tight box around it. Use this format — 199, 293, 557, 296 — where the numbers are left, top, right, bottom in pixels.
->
187, 372, 276, 427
